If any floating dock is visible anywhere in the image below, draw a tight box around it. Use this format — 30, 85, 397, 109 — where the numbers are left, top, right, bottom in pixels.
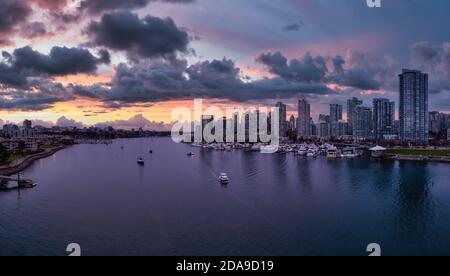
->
0, 176, 37, 191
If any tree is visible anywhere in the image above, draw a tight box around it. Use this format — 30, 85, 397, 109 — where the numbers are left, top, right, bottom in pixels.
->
0, 144, 10, 164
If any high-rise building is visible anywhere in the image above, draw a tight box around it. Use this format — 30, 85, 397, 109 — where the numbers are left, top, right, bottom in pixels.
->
23, 120, 32, 129
311, 123, 318, 137
330, 104, 343, 123
347, 97, 363, 136
297, 99, 311, 138
354, 106, 373, 140
373, 98, 395, 140
275, 102, 287, 138
318, 114, 330, 138
429, 111, 449, 136
331, 121, 349, 139
233, 112, 239, 140
399, 69, 429, 143
288, 115, 296, 132
201, 115, 214, 142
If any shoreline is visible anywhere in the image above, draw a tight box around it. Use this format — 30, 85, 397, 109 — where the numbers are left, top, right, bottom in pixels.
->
384, 154, 450, 163
0, 146, 66, 176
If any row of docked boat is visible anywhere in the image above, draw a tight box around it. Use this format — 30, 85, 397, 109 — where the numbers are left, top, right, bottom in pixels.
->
279, 143, 362, 159
190, 142, 363, 159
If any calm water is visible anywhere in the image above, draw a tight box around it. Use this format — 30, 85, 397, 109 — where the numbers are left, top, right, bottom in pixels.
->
1, 137, 450, 256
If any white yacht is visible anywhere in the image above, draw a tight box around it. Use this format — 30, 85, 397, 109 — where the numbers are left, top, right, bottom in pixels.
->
137, 158, 145, 165
219, 173, 229, 184
297, 145, 308, 156
307, 148, 319, 158
326, 147, 341, 159
341, 147, 360, 158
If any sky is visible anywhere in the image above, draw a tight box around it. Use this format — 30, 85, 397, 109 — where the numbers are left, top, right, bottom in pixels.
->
0, 0, 450, 130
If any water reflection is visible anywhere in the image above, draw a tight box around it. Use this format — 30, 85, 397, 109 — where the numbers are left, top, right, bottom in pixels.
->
395, 162, 435, 238
0, 138, 449, 256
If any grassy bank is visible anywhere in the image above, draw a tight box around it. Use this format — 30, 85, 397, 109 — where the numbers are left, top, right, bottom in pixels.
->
385, 149, 450, 156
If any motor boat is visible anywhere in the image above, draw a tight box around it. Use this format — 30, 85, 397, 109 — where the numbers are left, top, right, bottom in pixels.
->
187, 152, 195, 156
307, 149, 319, 158
19, 179, 37, 188
327, 147, 341, 159
137, 158, 145, 165
341, 147, 361, 158
297, 145, 307, 156
219, 173, 229, 184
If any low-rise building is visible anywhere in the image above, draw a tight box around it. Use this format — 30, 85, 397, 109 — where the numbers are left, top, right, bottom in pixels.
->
0, 138, 39, 152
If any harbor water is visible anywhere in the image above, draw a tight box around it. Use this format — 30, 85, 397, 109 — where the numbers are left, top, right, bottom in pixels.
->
1, 137, 450, 256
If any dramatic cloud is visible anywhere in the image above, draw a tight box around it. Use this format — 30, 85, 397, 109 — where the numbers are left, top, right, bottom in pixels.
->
0, 81, 73, 111
257, 51, 386, 91
29, 119, 54, 128
0, 63, 27, 88
86, 11, 190, 60
56, 116, 85, 128
186, 59, 242, 89
257, 52, 328, 83
20, 22, 49, 39
80, 0, 195, 15
7, 46, 110, 76
329, 55, 381, 91
410, 41, 450, 95
95, 114, 173, 131
31, 0, 68, 9
0, 46, 108, 111
283, 21, 305, 32
71, 56, 335, 107
411, 41, 450, 76
0, 0, 31, 40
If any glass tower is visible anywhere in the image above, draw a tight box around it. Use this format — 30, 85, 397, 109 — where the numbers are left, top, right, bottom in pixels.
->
399, 69, 429, 142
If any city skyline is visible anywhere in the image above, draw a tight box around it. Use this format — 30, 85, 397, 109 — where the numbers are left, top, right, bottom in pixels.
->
1, 0, 450, 128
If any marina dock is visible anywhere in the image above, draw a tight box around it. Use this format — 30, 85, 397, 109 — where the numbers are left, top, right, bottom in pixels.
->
0, 176, 37, 191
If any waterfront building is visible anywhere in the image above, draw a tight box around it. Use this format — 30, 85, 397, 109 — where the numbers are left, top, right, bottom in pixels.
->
2, 124, 37, 139
373, 98, 395, 140
221, 117, 228, 142
429, 111, 450, 137
288, 115, 296, 132
242, 111, 259, 143
347, 97, 363, 136
331, 121, 349, 139
232, 112, 239, 141
330, 104, 343, 123
201, 115, 214, 142
0, 138, 39, 152
275, 102, 287, 138
393, 120, 400, 136
318, 114, 330, 138
297, 99, 311, 139
399, 69, 429, 143
448, 129, 450, 141
311, 123, 318, 137
354, 106, 373, 140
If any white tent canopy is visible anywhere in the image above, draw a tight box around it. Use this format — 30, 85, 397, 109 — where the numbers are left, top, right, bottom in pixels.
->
370, 145, 387, 151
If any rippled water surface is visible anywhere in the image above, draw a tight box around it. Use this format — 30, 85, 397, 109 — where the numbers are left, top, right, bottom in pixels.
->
1, 138, 450, 256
